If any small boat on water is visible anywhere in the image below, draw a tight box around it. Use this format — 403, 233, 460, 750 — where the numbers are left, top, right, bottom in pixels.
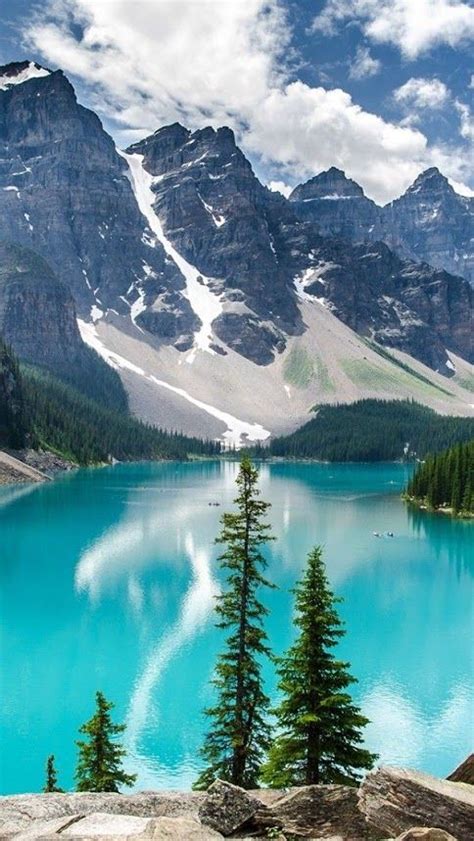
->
373, 531, 381, 537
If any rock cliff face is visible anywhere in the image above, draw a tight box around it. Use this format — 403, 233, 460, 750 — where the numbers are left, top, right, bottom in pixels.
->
0, 241, 128, 409
127, 126, 472, 372
275, 229, 473, 374
290, 167, 474, 286
127, 123, 303, 364
290, 166, 381, 242
0, 61, 193, 346
382, 169, 474, 286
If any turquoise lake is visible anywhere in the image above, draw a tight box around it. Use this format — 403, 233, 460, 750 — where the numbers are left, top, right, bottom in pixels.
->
0, 460, 473, 794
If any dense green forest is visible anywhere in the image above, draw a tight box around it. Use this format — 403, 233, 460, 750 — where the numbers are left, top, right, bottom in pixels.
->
21, 365, 221, 463
405, 440, 473, 516
0, 337, 26, 448
52, 344, 129, 414
0, 338, 220, 463
257, 400, 474, 462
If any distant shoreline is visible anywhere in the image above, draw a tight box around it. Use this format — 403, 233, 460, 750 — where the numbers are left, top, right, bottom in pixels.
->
404, 495, 474, 520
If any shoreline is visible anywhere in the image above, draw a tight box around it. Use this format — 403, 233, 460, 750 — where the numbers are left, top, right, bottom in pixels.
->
0, 452, 416, 487
403, 495, 474, 520
0, 449, 77, 487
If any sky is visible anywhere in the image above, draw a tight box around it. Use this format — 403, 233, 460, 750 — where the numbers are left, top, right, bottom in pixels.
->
0, 0, 472, 204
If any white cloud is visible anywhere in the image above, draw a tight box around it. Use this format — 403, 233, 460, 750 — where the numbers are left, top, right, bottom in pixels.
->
349, 45, 381, 80
454, 99, 474, 141
23, 0, 473, 204
24, 0, 291, 132
394, 77, 449, 109
244, 81, 432, 203
268, 180, 293, 197
312, 0, 474, 59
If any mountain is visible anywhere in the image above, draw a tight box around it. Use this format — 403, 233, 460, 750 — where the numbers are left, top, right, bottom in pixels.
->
290, 167, 474, 286
382, 168, 474, 284
0, 60, 472, 445
125, 123, 302, 364
124, 124, 472, 374
0, 61, 194, 346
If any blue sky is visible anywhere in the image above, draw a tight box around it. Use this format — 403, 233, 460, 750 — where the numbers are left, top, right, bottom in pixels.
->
0, 0, 472, 203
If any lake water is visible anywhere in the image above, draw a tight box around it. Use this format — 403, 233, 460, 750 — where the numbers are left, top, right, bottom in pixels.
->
0, 460, 472, 794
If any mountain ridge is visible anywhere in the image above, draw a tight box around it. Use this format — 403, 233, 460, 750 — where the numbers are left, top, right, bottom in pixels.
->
0, 60, 472, 445
290, 165, 474, 285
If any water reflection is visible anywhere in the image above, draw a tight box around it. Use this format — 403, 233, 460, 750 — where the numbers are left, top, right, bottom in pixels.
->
124, 532, 219, 788
362, 679, 473, 770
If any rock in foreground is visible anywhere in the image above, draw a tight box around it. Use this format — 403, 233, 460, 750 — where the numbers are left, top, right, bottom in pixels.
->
198, 780, 261, 835
359, 767, 474, 841
447, 755, 474, 785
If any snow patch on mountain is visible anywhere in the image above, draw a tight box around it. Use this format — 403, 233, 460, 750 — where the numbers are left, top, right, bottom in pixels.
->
197, 191, 226, 227
119, 150, 223, 361
77, 319, 270, 448
0, 62, 50, 90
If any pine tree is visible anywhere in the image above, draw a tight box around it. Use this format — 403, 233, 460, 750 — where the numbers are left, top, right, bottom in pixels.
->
75, 691, 136, 792
43, 754, 63, 793
262, 546, 377, 788
193, 456, 275, 790
451, 455, 462, 513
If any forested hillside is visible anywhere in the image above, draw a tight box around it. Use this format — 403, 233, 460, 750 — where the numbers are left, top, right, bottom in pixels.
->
0, 337, 26, 448
405, 440, 473, 516
21, 366, 221, 463
0, 338, 220, 464
260, 400, 474, 462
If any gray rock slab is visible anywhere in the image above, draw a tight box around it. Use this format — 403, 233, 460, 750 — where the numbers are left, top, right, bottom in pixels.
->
359, 767, 474, 841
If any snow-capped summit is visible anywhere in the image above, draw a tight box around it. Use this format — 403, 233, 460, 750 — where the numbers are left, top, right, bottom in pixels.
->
0, 61, 51, 91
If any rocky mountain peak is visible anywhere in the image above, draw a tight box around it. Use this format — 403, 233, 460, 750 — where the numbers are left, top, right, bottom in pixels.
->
0, 60, 52, 91
405, 167, 452, 196
290, 167, 366, 202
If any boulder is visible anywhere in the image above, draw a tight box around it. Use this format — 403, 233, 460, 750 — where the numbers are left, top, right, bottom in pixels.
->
358, 767, 474, 841
394, 829, 458, 841
258, 784, 375, 840
447, 755, 474, 785
198, 780, 262, 836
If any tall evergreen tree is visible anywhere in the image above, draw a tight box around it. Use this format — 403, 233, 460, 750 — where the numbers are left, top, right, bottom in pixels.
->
262, 546, 377, 788
75, 691, 136, 792
43, 754, 63, 793
193, 456, 275, 790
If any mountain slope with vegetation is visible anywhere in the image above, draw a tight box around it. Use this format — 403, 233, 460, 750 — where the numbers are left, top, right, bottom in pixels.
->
21, 365, 221, 464
260, 400, 474, 462
0, 339, 220, 466
405, 439, 473, 516
0, 337, 26, 449
0, 241, 128, 412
